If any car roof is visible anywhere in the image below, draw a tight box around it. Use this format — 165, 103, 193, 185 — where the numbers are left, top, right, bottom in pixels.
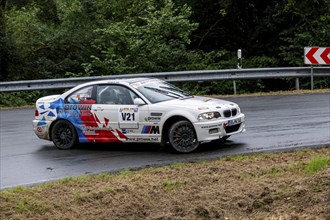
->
88, 77, 159, 85
62, 77, 161, 96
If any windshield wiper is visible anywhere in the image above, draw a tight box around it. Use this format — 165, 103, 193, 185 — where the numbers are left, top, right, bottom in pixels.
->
159, 86, 192, 99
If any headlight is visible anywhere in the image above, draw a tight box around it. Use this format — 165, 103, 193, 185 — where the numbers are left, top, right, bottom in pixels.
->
237, 107, 241, 114
198, 112, 221, 121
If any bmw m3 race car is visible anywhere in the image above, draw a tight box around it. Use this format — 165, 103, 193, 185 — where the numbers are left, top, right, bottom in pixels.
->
33, 78, 245, 153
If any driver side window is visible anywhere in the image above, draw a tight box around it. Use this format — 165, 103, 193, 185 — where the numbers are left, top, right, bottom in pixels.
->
97, 85, 137, 105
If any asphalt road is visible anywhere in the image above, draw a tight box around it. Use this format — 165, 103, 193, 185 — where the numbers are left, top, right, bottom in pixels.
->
1, 93, 329, 189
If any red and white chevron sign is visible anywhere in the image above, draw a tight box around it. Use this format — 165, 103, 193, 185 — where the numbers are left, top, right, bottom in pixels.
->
304, 47, 330, 65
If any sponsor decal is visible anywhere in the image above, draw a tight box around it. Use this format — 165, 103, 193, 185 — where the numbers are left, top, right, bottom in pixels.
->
201, 124, 221, 129
127, 137, 160, 142
64, 104, 92, 111
121, 129, 135, 134
36, 126, 44, 132
150, 112, 163, 116
198, 107, 209, 110
121, 113, 136, 121
120, 107, 139, 113
84, 130, 97, 135
145, 116, 161, 122
58, 110, 92, 117
46, 98, 127, 143
142, 126, 160, 134
119, 108, 139, 122
85, 126, 114, 131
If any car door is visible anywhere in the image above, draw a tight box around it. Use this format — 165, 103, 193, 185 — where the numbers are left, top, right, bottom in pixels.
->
91, 84, 149, 142
64, 85, 96, 129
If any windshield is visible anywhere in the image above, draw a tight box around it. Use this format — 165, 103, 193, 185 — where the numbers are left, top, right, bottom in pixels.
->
132, 80, 192, 104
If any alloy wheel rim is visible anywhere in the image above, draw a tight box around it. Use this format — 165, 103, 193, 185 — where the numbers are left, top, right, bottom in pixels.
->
55, 124, 73, 147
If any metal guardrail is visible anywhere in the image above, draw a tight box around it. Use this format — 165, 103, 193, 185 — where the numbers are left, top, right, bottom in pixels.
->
0, 67, 329, 93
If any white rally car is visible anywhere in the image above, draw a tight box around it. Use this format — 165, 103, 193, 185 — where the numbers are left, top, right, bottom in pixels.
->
33, 78, 245, 153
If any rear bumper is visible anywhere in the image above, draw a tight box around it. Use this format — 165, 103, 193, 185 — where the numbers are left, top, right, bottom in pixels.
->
32, 120, 52, 140
193, 114, 245, 142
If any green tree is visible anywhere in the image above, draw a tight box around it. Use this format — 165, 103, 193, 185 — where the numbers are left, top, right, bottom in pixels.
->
0, 0, 7, 81
5, 0, 101, 80
276, 0, 330, 66
85, 0, 200, 75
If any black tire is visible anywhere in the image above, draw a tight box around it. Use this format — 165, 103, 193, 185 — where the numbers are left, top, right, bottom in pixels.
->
168, 120, 199, 153
51, 120, 77, 150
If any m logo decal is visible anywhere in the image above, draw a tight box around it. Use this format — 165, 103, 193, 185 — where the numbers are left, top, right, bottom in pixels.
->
142, 126, 160, 134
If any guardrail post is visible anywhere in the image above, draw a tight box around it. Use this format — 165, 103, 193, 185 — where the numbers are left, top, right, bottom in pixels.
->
310, 66, 314, 90
233, 80, 237, 94
295, 78, 300, 90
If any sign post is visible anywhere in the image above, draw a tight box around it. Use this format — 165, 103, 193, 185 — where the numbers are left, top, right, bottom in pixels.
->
304, 47, 330, 90
233, 49, 242, 94
237, 49, 242, 69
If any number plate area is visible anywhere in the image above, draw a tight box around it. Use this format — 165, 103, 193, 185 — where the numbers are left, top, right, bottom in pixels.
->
227, 118, 242, 126
118, 107, 139, 129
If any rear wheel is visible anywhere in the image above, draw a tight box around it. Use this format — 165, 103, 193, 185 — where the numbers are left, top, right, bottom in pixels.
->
51, 120, 77, 150
168, 120, 199, 153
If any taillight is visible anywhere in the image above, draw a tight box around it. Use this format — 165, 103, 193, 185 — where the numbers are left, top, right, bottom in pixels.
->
35, 109, 39, 117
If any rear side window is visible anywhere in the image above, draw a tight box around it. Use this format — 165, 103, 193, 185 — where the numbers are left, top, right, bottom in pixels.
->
66, 86, 95, 104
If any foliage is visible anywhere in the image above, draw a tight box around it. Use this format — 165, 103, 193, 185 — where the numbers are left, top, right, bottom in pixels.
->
275, 0, 330, 66
0, 91, 40, 106
0, 90, 63, 107
0, 0, 9, 81
304, 156, 330, 174
0, 0, 329, 95
4, 0, 100, 80
85, 0, 199, 75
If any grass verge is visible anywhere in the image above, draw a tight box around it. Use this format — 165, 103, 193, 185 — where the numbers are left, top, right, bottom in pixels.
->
1, 147, 329, 220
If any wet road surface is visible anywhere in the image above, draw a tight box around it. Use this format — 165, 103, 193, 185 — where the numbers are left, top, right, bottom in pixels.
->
1, 93, 329, 189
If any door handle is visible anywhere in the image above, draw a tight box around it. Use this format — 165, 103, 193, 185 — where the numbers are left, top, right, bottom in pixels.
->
94, 107, 103, 111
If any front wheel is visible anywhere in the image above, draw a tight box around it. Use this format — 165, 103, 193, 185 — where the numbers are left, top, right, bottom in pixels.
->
51, 120, 77, 150
168, 120, 199, 153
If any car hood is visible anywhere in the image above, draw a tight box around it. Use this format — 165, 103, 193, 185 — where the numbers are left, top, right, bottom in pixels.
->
160, 96, 238, 111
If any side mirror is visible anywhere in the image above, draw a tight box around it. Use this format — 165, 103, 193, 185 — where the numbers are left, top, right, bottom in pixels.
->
134, 98, 146, 106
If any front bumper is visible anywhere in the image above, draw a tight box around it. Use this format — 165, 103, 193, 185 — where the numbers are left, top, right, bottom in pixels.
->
193, 114, 245, 142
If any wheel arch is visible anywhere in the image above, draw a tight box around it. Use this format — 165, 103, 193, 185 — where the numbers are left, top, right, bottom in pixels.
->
161, 115, 194, 146
49, 118, 78, 142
